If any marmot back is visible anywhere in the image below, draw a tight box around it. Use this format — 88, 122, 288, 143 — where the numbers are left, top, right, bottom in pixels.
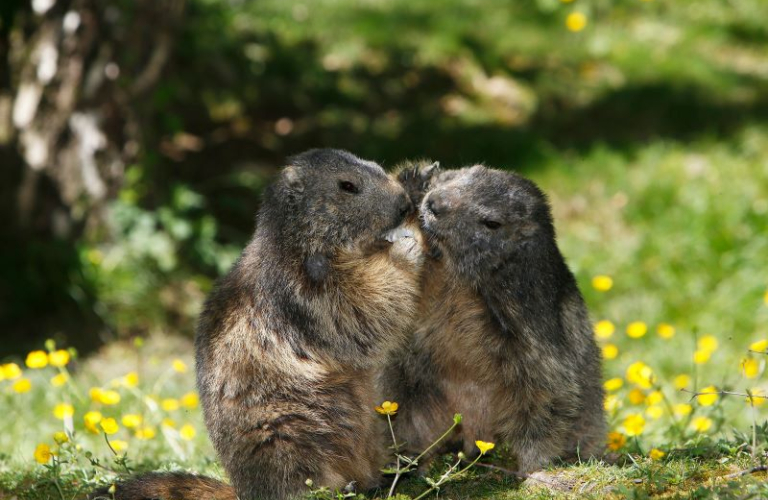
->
383, 164, 605, 473
100, 149, 425, 500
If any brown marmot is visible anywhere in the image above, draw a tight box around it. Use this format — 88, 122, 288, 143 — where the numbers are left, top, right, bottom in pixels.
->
382, 164, 605, 474
97, 149, 425, 500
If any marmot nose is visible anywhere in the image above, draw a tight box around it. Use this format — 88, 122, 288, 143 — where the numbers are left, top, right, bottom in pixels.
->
425, 191, 449, 217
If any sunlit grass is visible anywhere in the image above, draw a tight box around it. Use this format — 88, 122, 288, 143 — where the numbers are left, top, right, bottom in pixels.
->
2, 126, 768, 498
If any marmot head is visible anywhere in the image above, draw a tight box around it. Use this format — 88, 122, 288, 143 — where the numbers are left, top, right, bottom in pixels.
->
420, 165, 556, 285
260, 149, 411, 276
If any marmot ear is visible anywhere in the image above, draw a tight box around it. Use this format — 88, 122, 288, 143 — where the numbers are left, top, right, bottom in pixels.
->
421, 161, 440, 182
304, 253, 330, 284
284, 166, 304, 193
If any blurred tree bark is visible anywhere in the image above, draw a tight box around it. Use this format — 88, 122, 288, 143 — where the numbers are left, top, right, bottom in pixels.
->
0, 0, 185, 237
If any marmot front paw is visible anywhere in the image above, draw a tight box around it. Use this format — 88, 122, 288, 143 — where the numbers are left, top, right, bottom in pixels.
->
385, 227, 424, 268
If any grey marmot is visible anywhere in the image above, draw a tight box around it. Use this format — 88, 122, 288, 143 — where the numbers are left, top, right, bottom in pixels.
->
95, 149, 425, 500
382, 164, 605, 474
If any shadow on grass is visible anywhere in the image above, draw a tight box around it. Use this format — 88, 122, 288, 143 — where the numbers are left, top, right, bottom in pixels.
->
5, 0, 768, 357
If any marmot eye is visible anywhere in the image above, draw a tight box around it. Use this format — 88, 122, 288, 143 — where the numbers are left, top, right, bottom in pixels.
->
339, 181, 359, 194
482, 219, 502, 229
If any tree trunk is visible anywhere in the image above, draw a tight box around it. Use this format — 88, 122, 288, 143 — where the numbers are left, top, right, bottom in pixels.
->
2, 0, 185, 237
0, 0, 185, 357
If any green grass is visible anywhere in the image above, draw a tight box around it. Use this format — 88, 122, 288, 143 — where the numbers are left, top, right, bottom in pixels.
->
4, 0, 768, 498
2, 126, 768, 498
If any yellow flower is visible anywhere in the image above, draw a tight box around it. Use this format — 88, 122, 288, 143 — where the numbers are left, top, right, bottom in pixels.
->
646, 391, 663, 406
626, 322, 648, 339
764, 290, 768, 306
750, 339, 768, 353
26, 350, 49, 369
566, 12, 587, 32
645, 406, 664, 420
2, 363, 22, 380
53, 403, 74, 420
606, 431, 626, 451
673, 374, 691, 390
741, 358, 761, 379
53, 432, 69, 445
656, 323, 675, 339
375, 401, 399, 416
100, 418, 119, 435
13, 378, 32, 393
121, 414, 143, 428
34, 443, 53, 464
135, 426, 157, 440
697, 386, 719, 406
99, 390, 121, 405
48, 350, 70, 367
693, 349, 711, 364
698, 335, 718, 352
649, 448, 666, 460
123, 371, 139, 388
181, 392, 199, 409
602, 344, 618, 360
84, 411, 103, 433
628, 388, 646, 405
51, 373, 69, 387
673, 403, 692, 417
604, 378, 623, 391
623, 414, 646, 436
110, 440, 128, 452
594, 320, 615, 339
180, 424, 196, 441
626, 361, 654, 389
591, 275, 613, 291
162, 398, 180, 412
172, 359, 188, 373
162, 418, 177, 428
475, 440, 495, 455
89, 387, 104, 402
746, 388, 766, 407
604, 394, 621, 413
691, 416, 712, 433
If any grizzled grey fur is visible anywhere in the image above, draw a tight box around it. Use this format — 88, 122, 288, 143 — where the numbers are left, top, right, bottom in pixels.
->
382, 164, 605, 473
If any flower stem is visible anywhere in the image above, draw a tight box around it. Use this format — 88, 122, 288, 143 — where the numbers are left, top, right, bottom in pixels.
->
412, 454, 482, 500
387, 455, 402, 498
104, 432, 117, 456
656, 385, 684, 439
386, 414, 402, 498
385, 416, 460, 497
413, 420, 459, 465
387, 414, 398, 450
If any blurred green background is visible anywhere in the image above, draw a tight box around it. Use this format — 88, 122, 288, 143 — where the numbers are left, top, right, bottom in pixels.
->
1, 0, 766, 365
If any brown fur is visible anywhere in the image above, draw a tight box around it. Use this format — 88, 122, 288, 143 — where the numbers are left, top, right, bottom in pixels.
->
382, 164, 605, 474
197, 229, 423, 500
97, 150, 425, 500
90, 473, 236, 500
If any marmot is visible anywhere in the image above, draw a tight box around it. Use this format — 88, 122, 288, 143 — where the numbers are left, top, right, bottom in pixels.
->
97, 149, 425, 500
382, 164, 605, 474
